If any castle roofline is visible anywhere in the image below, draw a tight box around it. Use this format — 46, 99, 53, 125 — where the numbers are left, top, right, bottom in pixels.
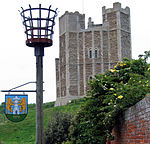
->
59, 11, 85, 20
102, 2, 130, 15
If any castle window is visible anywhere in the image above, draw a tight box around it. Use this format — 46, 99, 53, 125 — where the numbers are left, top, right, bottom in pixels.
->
89, 50, 92, 59
95, 50, 98, 58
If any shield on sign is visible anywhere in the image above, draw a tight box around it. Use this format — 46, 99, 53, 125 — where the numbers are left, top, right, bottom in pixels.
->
5, 94, 28, 122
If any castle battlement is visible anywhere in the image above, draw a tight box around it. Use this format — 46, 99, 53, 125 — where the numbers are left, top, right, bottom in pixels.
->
59, 11, 85, 35
59, 11, 85, 20
102, 2, 130, 15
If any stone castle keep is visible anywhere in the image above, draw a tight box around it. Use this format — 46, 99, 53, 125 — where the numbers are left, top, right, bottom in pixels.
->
55, 2, 131, 106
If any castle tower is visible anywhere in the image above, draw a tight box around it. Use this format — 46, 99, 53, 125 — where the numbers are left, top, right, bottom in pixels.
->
102, 2, 131, 71
55, 2, 131, 106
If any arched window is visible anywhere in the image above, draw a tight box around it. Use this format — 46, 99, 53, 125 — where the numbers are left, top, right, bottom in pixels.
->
95, 49, 98, 58
89, 50, 92, 59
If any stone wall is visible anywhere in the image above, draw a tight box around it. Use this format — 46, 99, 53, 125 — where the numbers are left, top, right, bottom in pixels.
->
69, 32, 78, 96
120, 12, 130, 31
94, 31, 102, 75
121, 31, 131, 59
102, 31, 109, 72
120, 10, 131, 60
55, 58, 60, 98
59, 34, 66, 97
107, 12, 117, 30
108, 94, 150, 144
109, 30, 118, 63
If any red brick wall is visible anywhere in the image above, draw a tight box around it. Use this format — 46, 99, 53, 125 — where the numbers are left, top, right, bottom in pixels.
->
108, 93, 150, 144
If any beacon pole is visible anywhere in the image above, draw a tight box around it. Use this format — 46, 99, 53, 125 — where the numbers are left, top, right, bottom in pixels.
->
35, 46, 44, 143
20, 4, 57, 144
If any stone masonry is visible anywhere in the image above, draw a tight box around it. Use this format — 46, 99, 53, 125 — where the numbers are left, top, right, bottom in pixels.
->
55, 2, 131, 106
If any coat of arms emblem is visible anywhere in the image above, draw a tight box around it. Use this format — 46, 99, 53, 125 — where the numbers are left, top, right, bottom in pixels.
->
5, 94, 28, 122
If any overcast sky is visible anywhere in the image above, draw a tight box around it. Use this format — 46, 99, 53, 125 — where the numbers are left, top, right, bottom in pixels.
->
0, 0, 150, 104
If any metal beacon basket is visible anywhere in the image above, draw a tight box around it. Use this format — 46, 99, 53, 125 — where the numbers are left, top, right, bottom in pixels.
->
20, 4, 58, 48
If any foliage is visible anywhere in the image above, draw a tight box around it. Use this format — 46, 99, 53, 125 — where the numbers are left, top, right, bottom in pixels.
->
43, 101, 55, 108
44, 111, 73, 144
69, 51, 150, 144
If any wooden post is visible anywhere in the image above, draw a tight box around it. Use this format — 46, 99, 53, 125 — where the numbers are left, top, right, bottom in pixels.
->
35, 46, 44, 144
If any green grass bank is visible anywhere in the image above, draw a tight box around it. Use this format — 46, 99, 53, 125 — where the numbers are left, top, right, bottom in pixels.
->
0, 100, 81, 144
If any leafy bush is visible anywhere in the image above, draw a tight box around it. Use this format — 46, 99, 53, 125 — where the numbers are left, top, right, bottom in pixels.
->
44, 111, 73, 144
69, 51, 150, 144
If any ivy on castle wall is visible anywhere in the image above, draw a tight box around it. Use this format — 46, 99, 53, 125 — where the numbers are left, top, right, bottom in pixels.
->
68, 51, 150, 144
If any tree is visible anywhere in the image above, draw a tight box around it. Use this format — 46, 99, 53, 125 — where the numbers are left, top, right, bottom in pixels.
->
44, 111, 72, 144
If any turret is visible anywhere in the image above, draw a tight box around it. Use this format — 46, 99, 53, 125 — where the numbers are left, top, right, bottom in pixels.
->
59, 11, 85, 36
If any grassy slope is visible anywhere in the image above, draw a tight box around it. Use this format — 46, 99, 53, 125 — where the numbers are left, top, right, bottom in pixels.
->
0, 101, 81, 144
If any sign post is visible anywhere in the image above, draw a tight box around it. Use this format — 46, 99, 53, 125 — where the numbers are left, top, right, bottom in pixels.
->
35, 46, 44, 143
